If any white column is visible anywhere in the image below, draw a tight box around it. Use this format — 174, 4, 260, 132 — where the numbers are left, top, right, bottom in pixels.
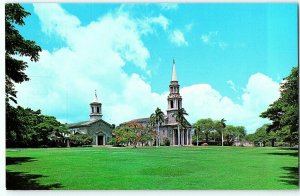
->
181, 130, 183, 146
185, 130, 189, 145
172, 129, 175, 146
190, 129, 192, 145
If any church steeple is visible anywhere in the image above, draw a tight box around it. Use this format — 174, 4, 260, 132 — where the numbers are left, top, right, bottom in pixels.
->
90, 90, 102, 121
167, 59, 182, 119
172, 59, 177, 81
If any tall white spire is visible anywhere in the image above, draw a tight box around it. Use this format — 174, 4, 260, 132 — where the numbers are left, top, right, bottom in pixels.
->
172, 59, 177, 81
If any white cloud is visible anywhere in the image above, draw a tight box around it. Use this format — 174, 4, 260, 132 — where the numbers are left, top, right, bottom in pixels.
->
201, 35, 209, 43
227, 80, 237, 92
169, 29, 188, 46
185, 23, 193, 32
16, 3, 165, 125
242, 73, 280, 114
149, 15, 169, 31
33, 4, 80, 43
160, 3, 178, 10
181, 73, 280, 133
139, 14, 169, 34
201, 31, 228, 49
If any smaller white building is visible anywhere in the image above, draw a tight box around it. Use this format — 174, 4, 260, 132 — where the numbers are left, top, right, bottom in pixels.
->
68, 91, 113, 146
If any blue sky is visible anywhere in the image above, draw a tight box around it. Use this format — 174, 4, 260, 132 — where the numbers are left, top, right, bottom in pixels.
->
16, 3, 298, 133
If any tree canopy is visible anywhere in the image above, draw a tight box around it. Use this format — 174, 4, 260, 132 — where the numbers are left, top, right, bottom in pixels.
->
5, 3, 41, 103
6, 106, 68, 148
194, 118, 215, 143
260, 66, 298, 146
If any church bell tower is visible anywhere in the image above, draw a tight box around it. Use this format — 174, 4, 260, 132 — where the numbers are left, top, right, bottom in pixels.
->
90, 90, 102, 121
167, 59, 182, 122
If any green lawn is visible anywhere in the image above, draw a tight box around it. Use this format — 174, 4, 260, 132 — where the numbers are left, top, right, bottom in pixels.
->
6, 146, 298, 190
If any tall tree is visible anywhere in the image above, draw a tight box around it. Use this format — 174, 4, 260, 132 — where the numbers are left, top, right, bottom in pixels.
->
126, 121, 144, 148
151, 107, 164, 147
193, 126, 201, 146
6, 4, 42, 147
254, 124, 269, 147
194, 118, 215, 143
146, 114, 156, 146
5, 3, 41, 104
260, 67, 298, 147
216, 118, 226, 146
173, 108, 189, 145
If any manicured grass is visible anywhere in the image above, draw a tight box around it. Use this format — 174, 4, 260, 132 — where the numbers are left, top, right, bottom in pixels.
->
6, 146, 298, 190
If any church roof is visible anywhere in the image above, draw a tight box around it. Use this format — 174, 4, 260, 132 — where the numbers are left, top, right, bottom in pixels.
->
120, 117, 150, 126
119, 115, 191, 128
68, 120, 89, 127
68, 118, 112, 128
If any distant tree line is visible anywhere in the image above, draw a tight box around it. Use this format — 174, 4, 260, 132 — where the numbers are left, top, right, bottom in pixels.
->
193, 118, 246, 146
6, 106, 70, 147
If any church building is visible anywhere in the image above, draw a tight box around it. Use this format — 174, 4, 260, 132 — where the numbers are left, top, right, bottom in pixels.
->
68, 91, 113, 146
122, 60, 192, 146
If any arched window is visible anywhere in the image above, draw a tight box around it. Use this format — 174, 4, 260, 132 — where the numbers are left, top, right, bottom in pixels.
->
97, 106, 100, 113
170, 100, 173, 108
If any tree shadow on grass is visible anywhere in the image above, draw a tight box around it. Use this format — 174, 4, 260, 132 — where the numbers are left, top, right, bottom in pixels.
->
6, 156, 63, 190
6, 157, 36, 165
6, 171, 63, 190
279, 167, 299, 187
264, 150, 299, 187
266, 151, 298, 157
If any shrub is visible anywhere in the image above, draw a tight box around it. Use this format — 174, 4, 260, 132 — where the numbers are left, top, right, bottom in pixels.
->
70, 133, 93, 147
163, 137, 170, 146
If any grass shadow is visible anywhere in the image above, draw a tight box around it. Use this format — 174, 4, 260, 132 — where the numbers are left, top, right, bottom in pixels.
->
6, 171, 63, 190
6, 156, 63, 190
266, 151, 298, 157
279, 167, 299, 187
6, 157, 36, 165
265, 149, 299, 187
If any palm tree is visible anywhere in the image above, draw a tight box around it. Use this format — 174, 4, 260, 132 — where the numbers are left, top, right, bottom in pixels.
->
219, 118, 226, 146
173, 108, 188, 146
194, 127, 200, 146
152, 107, 164, 147
147, 114, 156, 146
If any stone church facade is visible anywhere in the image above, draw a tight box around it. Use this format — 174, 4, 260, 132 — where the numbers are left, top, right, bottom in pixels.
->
122, 60, 192, 146
68, 92, 113, 146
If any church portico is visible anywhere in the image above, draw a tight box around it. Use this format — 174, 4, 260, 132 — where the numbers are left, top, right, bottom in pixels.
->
170, 128, 192, 146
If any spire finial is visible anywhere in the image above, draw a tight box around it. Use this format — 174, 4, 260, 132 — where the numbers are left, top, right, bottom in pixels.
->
171, 59, 177, 81
93, 90, 98, 102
